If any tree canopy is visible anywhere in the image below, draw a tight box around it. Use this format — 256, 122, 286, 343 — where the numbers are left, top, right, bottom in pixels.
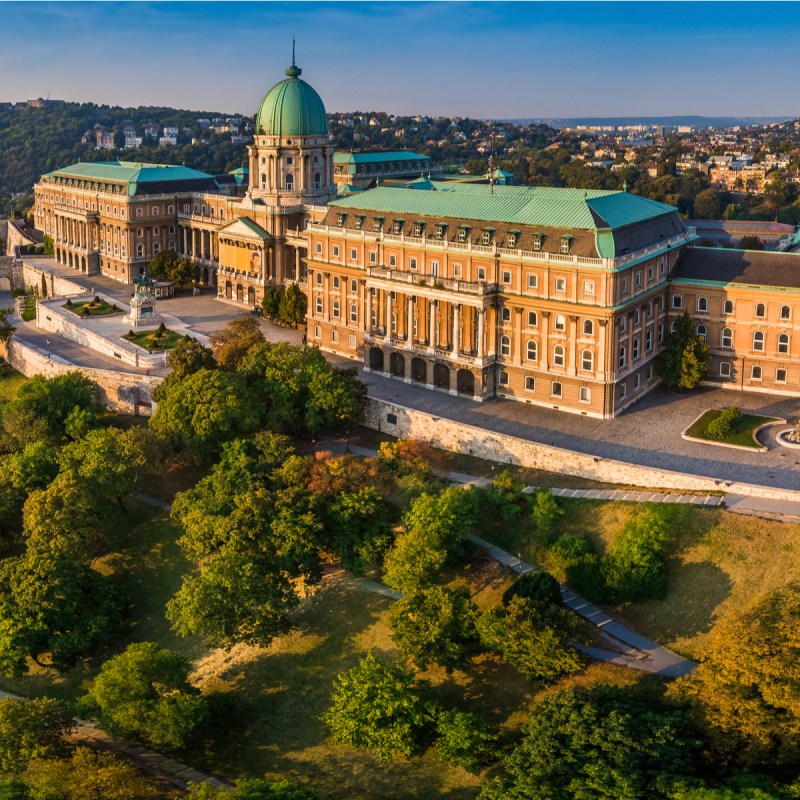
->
659, 311, 711, 390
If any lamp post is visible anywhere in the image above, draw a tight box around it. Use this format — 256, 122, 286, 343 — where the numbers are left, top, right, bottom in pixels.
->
46, 338, 51, 362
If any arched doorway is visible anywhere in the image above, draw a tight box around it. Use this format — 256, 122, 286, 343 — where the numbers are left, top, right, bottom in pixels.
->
433, 363, 450, 388
247, 287, 255, 305
81, 256, 86, 272
369, 347, 384, 371
236, 284, 244, 302
202, 267, 209, 286
0, 277, 11, 292
68, 252, 73, 268
225, 281, 232, 299
411, 357, 427, 383
390, 352, 405, 377
457, 369, 475, 396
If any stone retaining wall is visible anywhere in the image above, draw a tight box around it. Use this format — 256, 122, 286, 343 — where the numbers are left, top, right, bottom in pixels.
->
22, 261, 88, 298
0, 337, 162, 416
364, 396, 800, 503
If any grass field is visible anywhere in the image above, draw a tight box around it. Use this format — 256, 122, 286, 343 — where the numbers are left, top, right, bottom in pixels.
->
63, 298, 121, 317
123, 328, 183, 352
685, 409, 780, 449
0, 367, 27, 404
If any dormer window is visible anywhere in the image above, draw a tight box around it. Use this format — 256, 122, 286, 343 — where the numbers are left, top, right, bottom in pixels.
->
532, 233, 544, 251
435, 224, 447, 240
373, 217, 384, 232
457, 225, 470, 243
507, 230, 520, 248
336, 213, 347, 228
482, 228, 494, 245
392, 219, 404, 234
413, 222, 425, 237
560, 235, 573, 254
355, 215, 365, 230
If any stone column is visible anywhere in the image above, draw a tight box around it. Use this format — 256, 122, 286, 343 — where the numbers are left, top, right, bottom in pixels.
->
568, 315, 579, 376
452, 303, 460, 354
386, 290, 393, 339
294, 248, 301, 281
407, 295, 414, 342
361, 282, 369, 333
513, 307, 523, 366
428, 299, 437, 350
477, 308, 485, 358
598, 319, 608, 380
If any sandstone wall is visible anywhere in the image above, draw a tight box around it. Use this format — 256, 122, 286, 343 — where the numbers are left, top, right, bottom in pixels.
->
364, 397, 800, 502
0, 337, 162, 416
22, 261, 87, 298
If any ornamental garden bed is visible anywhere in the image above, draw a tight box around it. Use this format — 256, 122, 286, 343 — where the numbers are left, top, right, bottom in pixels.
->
63, 296, 122, 317
682, 408, 783, 451
123, 327, 183, 352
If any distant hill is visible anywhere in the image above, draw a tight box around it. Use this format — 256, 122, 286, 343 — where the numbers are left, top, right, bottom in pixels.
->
502, 116, 796, 129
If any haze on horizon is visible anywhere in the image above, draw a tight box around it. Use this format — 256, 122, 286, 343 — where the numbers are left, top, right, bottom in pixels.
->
1, 1, 798, 119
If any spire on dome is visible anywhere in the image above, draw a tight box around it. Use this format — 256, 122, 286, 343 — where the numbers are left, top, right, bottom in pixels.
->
285, 37, 301, 77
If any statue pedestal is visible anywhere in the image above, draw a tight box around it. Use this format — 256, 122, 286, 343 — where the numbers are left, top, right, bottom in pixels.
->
125, 290, 161, 328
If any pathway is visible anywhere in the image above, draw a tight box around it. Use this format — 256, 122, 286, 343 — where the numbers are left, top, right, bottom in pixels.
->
0, 690, 230, 791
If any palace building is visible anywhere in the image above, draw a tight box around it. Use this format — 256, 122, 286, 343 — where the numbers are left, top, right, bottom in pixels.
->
29, 58, 800, 415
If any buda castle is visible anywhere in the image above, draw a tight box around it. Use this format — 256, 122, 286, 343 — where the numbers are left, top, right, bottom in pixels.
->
31, 60, 800, 417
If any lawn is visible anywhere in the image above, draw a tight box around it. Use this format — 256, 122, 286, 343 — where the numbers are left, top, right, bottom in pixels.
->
685, 409, 781, 449
20, 294, 36, 322
62, 297, 122, 317
483, 496, 800, 660
0, 367, 27, 404
123, 327, 184, 352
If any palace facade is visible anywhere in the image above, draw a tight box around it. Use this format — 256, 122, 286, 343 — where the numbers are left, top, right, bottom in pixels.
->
29, 60, 800, 416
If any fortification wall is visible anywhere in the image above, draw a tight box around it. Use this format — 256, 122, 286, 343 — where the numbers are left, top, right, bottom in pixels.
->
21, 261, 87, 298
364, 397, 800, 503
0, 337, 161, 416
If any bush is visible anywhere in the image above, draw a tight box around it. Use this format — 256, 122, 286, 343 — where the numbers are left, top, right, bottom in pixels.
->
565, 555, 606, 602
435, 710, 499, 773
705, 406, 742, 440
530, 489, 564, 546
64, 298, 73, 308
502, 571, 563, 608
156, 322, 167, 336
11, 288, 26, 298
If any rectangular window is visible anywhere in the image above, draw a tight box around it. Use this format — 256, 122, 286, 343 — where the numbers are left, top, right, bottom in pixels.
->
349, 334, 357, 349
388, 255, 397, 267
453, 263, 462, 277
315, 243, 322, 254
332, 246, 340, 257
579, 386, 591, 403
620, 381, 627, 399
634, 374, 641, 391
621, 278, 628, 296
555, 277, 566, 293
777, 368, 787, 383
409, 257, 417, 271
477, 267, 486, 281
525, 376, 535, 391
720, 362, 732, 378
369, 252, 377, 264
331, 329, 338, 343
551, 381, 562, 398
498, 371, 509, 386
502, 270, 512, 285
527, 273, 538, 289
350, 248, 357, 261
635, 271, 642, 288
583, 280, 595, 296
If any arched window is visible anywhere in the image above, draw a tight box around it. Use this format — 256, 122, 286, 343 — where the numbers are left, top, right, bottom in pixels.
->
285, 174, 294, 190
315, 296, 323, 314
501, 307, 511, 322
314, 172, 321, 189
723, 299, 734, 315
527, 311, 538, 327
315, 271, 323, 286
583, 319, 594, 336
332, 300, 340, 319
781, 305, 791, 320
581, 349, 593, 371
696, 324, 707, 342
672, 294, 682, 309
350, 304, 358, 323
332, 276, 340, 289
554, 314, 566, 332
721, 327, 733, 348
261, 173, 267, 188
619, 345, 627, 369
526, 340, 537, 361
350, 279, 358, 293
753, 331, 765, 351
632, 338, 640, 360
755, 303, 766, 318
697, 296, 708, 312
553, 344, 565, 367
778, 333, 790, 354
500, 335, 511, 357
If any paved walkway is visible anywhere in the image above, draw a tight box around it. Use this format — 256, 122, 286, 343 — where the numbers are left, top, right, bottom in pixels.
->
0, 690, 230, 791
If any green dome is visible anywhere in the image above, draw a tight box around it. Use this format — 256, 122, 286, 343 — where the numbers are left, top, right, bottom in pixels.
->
255, 64, 328, 137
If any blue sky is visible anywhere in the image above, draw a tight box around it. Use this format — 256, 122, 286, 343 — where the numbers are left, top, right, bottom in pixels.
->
1, 2, 798, 118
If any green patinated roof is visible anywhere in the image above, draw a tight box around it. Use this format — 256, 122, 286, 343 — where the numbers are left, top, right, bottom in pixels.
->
337, 183, 364, 196
256, 63, 327, 137
334, 151, 430, 165
329, 182, 678, 232
43, 161, 215, 196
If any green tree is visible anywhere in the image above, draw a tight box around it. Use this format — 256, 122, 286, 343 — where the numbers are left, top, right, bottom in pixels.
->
0, 309, 14, 346
0, 552, 120, 675
502, 570, 563, 608
0, 697, 73, 773
480, 686, 699, 799
321, 653, 435, 763
39, 274, 47, 300
278, 283, 307, 327
693, 188, 720, 219
530, 489, 564, 546
659, 311, 710, 390
63, 406, 96, 441
677, 582, 800, 766
738, 235, 766, 251
166, 336, 216, 381
388, 585, 481, 672
24, 747, 157, 800
477, 597, 586, 684
0, 442, 59, 540
261, 285, 284, 319
435, 709, 499, 774
209, 317, 265, 371
149, 368, 259, 459
189, 779, 320, 799
82, 642, 207, 749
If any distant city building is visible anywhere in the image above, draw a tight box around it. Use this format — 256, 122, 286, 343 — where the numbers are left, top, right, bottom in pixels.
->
333, 151, 432, 189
